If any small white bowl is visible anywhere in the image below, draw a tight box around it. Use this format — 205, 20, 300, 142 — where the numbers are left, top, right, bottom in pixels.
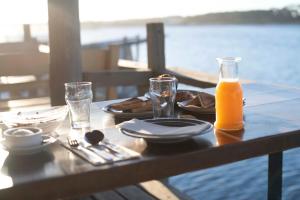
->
3, 127, 43, 149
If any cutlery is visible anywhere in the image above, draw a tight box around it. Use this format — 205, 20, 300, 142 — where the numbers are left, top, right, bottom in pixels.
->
72, 136, 115, 161
85, 130, 126, 159
67, 138, 107, 164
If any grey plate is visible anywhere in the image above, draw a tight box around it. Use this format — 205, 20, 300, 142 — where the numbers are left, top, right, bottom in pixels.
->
120, 118, 213, 143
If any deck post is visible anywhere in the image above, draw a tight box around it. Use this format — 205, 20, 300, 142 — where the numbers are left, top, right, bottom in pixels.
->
47, 0, 82, 105
147, 23, 166, 75
23, 24, 32, 42
268, 152, 283, 200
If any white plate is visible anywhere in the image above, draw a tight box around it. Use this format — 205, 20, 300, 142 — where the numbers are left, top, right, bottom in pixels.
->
0, 106, 68, 134
1, 135, 57, 155
120, 118, 213, 143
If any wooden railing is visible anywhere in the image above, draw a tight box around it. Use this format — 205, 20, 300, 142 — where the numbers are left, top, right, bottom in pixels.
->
83, 23, 217, 99
0, 46, 121, 109
0, 22, 219, 110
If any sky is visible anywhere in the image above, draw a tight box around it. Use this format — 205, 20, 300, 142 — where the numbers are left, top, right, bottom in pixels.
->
0, 0, 299, 24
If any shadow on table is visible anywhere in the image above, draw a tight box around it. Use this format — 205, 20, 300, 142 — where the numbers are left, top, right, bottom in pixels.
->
143, 138, 213, 156
4, 150, 54, 175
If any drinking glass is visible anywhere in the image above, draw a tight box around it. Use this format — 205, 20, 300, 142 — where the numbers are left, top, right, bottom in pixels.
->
65, 82, 93, 129
149, 77, 177, 118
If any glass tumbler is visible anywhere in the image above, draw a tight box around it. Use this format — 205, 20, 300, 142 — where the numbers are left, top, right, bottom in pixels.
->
65, 82, 93, 129
149, 77, 177, 118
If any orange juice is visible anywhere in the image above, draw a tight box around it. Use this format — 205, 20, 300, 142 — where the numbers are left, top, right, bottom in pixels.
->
215, 80, 243, 130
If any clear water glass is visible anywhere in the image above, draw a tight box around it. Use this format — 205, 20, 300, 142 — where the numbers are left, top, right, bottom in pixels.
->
149, 77, 177, 118
65, 82, 93, 129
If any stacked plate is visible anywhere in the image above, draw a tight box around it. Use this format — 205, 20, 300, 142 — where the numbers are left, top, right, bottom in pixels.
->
120, 118, 213, 143
0, 106, 68, 134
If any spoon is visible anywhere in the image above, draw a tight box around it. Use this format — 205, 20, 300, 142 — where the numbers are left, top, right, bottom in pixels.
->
84, 130, 123, 157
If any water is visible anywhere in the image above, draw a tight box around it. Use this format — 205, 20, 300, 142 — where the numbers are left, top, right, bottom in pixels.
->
3, 24, 300, 199
66, 98, 91, 129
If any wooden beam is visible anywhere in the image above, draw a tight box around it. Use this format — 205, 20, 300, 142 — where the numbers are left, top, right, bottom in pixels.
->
106, 44, 121, 99
165, 69, 217, 88
83, 70, 153, 87
23, 24, 33, 42
0, 80, 48, 94
0, 53, 49, 76
0, 41, 39, 53
147, 23, 165, 73
48, 0, 82, 106
0, 97, 50, 112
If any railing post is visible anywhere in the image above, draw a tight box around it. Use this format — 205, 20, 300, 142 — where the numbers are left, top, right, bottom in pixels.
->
147, 23, 166, 75
268, 152, 283, 200
48, 0, 82, 105
23, 24, 32, 42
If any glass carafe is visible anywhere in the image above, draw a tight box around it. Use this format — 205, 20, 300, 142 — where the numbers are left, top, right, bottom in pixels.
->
214, 57, 244, 131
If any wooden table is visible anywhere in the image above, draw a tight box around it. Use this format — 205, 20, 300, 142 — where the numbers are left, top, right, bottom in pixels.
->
1, 83, 300, 200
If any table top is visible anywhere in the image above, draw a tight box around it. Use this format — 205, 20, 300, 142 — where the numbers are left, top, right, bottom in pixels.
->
1, 83, 300, 200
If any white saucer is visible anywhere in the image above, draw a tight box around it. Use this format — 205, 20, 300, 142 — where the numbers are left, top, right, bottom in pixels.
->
1, 135, 56, 155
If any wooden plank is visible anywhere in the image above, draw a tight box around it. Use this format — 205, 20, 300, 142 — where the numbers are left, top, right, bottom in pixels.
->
0, 41, 39, 53
0, 80, 49, 101
160, 179, 193, 200
48, 0, 82, 106
137, 85, 149, 96
81, 49, 108, 71
92, 191, 125, 200
140, 180, 186, 200
0, 53, 49, 76
0, 80, 48, 92
107, 45, 120, 70
23, 24, 33, 42
116, 185, 156, 200
147, 23, 165, 73
106, 44, 120, 99
83, 70, 153, 87
268, 152, 283, 200
0, 97, 50, 111
166, 67, 252, 88
118, 59, 148, 69
165, 69, 216, 88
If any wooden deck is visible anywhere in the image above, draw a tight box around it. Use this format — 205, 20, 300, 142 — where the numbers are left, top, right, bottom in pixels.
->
71, 181, 190, 200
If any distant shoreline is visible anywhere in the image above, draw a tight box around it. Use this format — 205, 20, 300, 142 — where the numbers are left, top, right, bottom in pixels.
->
81, 23, 300, 28
81, 5, 300, 28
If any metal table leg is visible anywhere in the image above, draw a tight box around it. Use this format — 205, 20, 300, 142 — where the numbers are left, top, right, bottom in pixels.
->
268, 152, 283, 200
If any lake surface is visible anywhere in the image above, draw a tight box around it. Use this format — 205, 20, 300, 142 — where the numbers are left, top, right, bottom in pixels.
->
2, 24, 300, 199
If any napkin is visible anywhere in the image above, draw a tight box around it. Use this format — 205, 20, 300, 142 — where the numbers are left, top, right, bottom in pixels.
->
118, 119, 210, 136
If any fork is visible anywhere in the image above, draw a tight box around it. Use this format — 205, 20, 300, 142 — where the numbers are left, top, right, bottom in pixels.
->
68, 138, 114, 161
67, 138, 107, 163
